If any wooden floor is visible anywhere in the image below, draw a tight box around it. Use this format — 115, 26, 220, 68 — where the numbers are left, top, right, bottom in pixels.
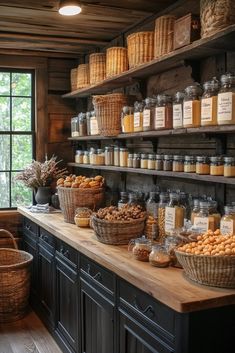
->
0, 311, 62, 353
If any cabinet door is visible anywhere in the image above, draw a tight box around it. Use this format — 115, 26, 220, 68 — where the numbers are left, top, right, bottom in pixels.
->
23, 234, 38, 300
55, 256, 78, 353
80, 278, 115, 353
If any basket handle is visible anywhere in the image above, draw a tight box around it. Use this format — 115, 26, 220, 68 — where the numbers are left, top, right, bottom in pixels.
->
0, 229, 18, 249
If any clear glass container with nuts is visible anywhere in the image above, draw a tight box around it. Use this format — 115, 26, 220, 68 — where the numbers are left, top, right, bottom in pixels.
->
74, 207, 92, 227
118, 191, 129, 209
145, 192, 159, 240
165, 192, 185, 236
149, 244, 171, 267
128, 236, 152, 262
158, 192, 169, 241
164, 235, 183, 267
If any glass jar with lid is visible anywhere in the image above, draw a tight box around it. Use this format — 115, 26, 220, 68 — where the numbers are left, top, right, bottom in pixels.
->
143, 97, 155, 131
105, 146, 114, 166
209, 200, 221, 230
78, 112, 87, 137
193, 201, 215, 232
122, 106, 134, 133
196, 156, 210, 175
128, 236, 152, 262
133, 153, 141, 169
74, 207, 92, 227
128, 193, 138, 206
127, 153, 133, 168
183, 84, 202, 128
173, 155, 184, 172
201, 78, 219, 126
114, 146, 120, 166
89, 148, 96, 165
90, 110, 99, 136
149, 244, 171, 267
140, 153, 148, 169
95, 149, 105, 165
165, 235, 182, 267
218, 73, 235, 125
120, 147, 128, 167
148, 154, 156, 170
163, 155, 173, 171
136, 191, 146, 210
191, 199, 200, 224
71, 116, 79, 137
145, 192, 159, 240
210, 156, 224, 176
86, 111, 91, 135
184, 156, 196, 173
118, 192, 129, 209
154, 94, 173, 130
224, 156, 235, 177
155, 154, 163, 171
179, 192, 190, 219
75, 150, 84, 164
173, 91, 184, 129
165, 192, 185, 236
158, 192, 169, 241
134, 101, 144, 132
220, 205, 235, 235
83, 151, 90, 164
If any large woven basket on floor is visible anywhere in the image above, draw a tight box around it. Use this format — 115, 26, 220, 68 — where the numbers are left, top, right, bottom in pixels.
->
58, 187, 105, 224
127, 31, 154, 68
77, 63, 90, 89
175, 250, 235, 288
93, 93, 127, 136
200, 0, 235, 37
70, 68, 77, 91
89, 53, 106, 85
154, 15, 176, 58
106, 47, 128, 78
91, 215, 146, 245
0, 229, 33, 323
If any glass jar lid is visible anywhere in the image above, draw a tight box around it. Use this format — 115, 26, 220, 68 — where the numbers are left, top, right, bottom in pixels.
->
156, 154, 163, 160
133, 153, 140, 158
135, 235, 151, 245
220, 72, 235, 85
184, 155, 195, 162
97, 148, 104, 153
185, 83, 202, 97
224, 205, 235, 214
120, 147, 128, 152
210, 156, 224, 163
123, 105, 134, 114
105, 146, 114, 152
148, 154, 156, 160
224, 156, 235, 163
196, 156, 209, 163
157, 94, 172, 105
174, 91, 185, 102
173, 155, 184, 161
86, 111, 91, 118
114, 145, 120, 151
164, 154, 173, 160
141, 153, 148, 159
128, 153, 133, 158
76, 150, 84, 155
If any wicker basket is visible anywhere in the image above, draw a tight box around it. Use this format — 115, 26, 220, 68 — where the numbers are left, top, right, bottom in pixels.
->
91, 215, 146, 245
106, 47, 128, 78
58, 187, 104, 224
175, 250, 235, 288
0, 229, 33, 323
89, 53, 106, 85
127, 31, 154, 68
200, 0, 235, 38
77, 63, 90, 89
92, 93, 127, 136
70, 68, 77, 91
154, 15, 176, 58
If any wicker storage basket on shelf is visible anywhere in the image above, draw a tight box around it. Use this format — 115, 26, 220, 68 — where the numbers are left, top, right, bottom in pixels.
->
89, 53, 106, 85
58, 187, 104, 224
200, 0, 235, 38
154, 15, 176, 58
92, 93, 127, 136
106, 47, 128, 78
91, 215, 146, 245
70, 68, 77, 91
0, 229, 33, 323
127, 31, 154, 68
77, 63, 90, 89
175, 250, 235, 288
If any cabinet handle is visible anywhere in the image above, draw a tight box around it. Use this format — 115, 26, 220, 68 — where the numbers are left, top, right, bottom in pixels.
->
26, 224, 31, 231
87, 264, 102, 281
133, 296, 155, 317
60, 246, 69, 258
42, 235, 48, 242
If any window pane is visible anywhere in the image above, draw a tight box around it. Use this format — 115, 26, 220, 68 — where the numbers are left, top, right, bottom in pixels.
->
0, 72, 10, 95
0, 135, 10, 170
12, 97, 31, 131
12, 135, 32, 170
11, 172, 32, 207
0, 172, 9, 208
0, 96, 10, 131
12, 73, 32, 96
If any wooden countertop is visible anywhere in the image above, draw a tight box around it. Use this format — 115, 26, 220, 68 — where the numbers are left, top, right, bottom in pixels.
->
18, 207, 235, 314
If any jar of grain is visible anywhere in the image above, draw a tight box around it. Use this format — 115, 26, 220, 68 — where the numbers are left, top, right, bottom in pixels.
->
165, 193, 185, 236
183, 84, 202, 128
83, 151, 90, 164
148, 154, 156, 170
155, 154, 163, 171
163, 155, 173, 171
224, 156, 235, 177
133, 153, 141, 169
173, 155, 184, 172
184, 155, 196, 173
122, 106, 134, 133
86, 111, 91, 135
193, 201, 215, 232
196, 156, 210, 175
158, 192, 169, 241
149, 244, 170, 267
173, 91, 184, 129
209, 200, 221, 230
220, 205, 235, 235
105, 146, 114, 166
190, 199, 200, 224
145, 192, 159, 240
120, 147, 128, 167
134, 101, 144, 132
89, 148, 96, 165
114, 146, 120, 166
127, 153, 133, 168
96, 149, 105, 165
140, 153, 148, 169
218, 73, 235, 125
71, 116, 79, 137
154, 94, 173, 130
78, 112, 87, 136
210, 156, 224, 176
201, 78, 219, 126
90, 110, 99, 136
75, 150, 84, 164
143, 97, 155, 131
128, 236, 152, 262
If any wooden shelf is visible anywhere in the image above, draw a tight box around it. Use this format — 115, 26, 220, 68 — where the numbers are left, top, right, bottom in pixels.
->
63, 25, 235, 99
68, 163, 235, 185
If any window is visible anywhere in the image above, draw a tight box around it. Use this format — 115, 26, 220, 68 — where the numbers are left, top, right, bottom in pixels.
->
0, 69, 35, 209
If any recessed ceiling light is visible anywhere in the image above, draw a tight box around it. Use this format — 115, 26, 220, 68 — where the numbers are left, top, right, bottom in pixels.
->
59, 0, 82, 16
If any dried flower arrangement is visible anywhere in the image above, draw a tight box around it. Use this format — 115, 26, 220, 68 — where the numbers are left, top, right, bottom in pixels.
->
15, 156, 68, 190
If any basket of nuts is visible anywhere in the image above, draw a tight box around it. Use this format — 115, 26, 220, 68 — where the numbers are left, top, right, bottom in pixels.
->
91, 205, 146, 245
57, 175, 105, 224
175, 230, 235, 288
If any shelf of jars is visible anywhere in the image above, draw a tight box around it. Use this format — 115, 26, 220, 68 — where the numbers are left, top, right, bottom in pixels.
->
63, 25, 235, 99
68, 163, 235, 186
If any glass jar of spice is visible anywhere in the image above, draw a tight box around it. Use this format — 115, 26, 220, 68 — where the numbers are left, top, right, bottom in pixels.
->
210, 156, 224, 176
209, 200, 221, 230
78, 112, 87, 137
89, 148, 96, 165
145, 192, 159, 240
86, 111, 91, 135
163, 155, 173, 171
148, 154, 156, 170
149, 244, 170, 267
194, 201, 215, 232
71, 116, 79, 137
218, 73, 235, 125
173, 155, 184, 172
140, 153, 148, 169
133, 153, 141, 169
155, 154, 163, 171
196, 156, 210, 175
95, 149, 105, 165
122, 106, 134, 133
120, 147, 128, 167
114, 146, 120, 166
128, 236, 152, 262
191, 199, 200, 224
158, 192, 169, 241
83, 151, 90, 164
75, 150, 84, 164
134, 101, 144, 132
154, 94, 173, 130
143, 98, 155, 131
224, 156, 235, 177
127, 153, 133, 168
183, 84, 202, 128
220, 205, 235, 235
173, 91, 184, 129
105, 146, 114, 166
165, 193, 185, 236
201, 78, 219, 126
184, 156, 196, 173
90, 110, 99, 136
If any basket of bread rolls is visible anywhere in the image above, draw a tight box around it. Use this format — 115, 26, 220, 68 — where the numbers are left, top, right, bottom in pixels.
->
57, 174, 105, 223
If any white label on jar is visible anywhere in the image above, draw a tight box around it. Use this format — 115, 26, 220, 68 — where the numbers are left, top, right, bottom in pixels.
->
134, 112, 141, 128
183, 101, 193, 125
173, 104, 183, 128
201, 97, 213, 122
143, 109, 151, 127
155, 107, 165, 128
194, 217, 209, 232
90, 117, 99, 135
218, 92, 233, 121
220, 220, 234, 235
165, 207, 176, 232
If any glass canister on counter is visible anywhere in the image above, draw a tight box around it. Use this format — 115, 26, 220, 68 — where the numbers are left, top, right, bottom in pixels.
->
201, 78, 219, 126
118, 192, 129, 209
220, 206, 235, 235
143, 97, 155, 131
154, 94, 173, 130
75, 150, 84, 164
210, 156, 224, 176
120, 147, 128, 167
71, 116, 79, 137
218, 73, 235, 125
145, 192, 159, 240
184, 156, 196, 173
134, 101, 144, 132
105, 146, 114, 166
78, 112, 87, 137
163, 155, 173, 171
173, 155, 184, 172
90, 110, 99, 136
183, 84, 202, 128
128, 236, 152, 262
158, 192, 169, 241
173, 91, 184, 129
122, 106, 134, 133
165, 192, 185, 236
149, 244, 171, 267
224, 156, 235, 177
114, 146, 120, 166
196, 156, 210, 175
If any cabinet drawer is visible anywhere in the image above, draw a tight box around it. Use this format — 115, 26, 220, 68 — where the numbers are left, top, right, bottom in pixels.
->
56, 239, 78, 268
119, 280, 175, 336
23, 217, 38, 239
39, 228, 55, 253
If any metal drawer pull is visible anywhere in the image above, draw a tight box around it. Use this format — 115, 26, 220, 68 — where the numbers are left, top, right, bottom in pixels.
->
60, 246, 69, 258
133, 296, 155, 317
87, 264, 102, 281
42, 235, 48, 242
26, 225, 31, 231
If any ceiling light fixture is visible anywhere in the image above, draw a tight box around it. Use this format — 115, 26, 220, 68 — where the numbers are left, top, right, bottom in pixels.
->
59, 0, 82, 16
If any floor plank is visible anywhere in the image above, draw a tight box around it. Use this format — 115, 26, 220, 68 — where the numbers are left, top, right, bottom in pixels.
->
0, 311, 62, 353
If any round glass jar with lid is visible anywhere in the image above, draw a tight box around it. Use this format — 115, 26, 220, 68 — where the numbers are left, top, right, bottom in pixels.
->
183, 84, 202, 128
201, 78, 219, 126
75, 150, 84, 164
155, 154, 163, 171
128, 236, 152, 262
149, 244, 170, 267
148, 154, 156, 170
120, 147, 128, 167
74, 207, 92, 227
210, 156, 224, 176
173, 91, 184, 129
133, 153, 141, 169
154, 94, 173, 130
145, 192, 159, 240
127, 153, 133, 168
218, 73, 235, 125
193, 201, 215, 232
89, 148, 96, 165
143, 97, 155, 131
118, 191, 129, 209
191, 199, 200, 224
184, 156, 196, 173
90, 110, 99, 136
78, 112, 87, 137
163, 155, 173, 171
140, 153, 148, 169
83, 151, 90, 164
134, 101, 144, 132
173, 155, 184, 172
224, 156, 235, 177
158, 192, 169, 241
164, 235, 182, 267
71, 116, 79, 137
122, 106, 134, 133
196, 156, 210, 175
86, 111, 91, 135
220, 205, 235, 235
165, 192, 185, 236
209, 200, 221, 230
114, 146, 120, 166
95, 149, 105, 165
104, 146, 114, 166
128, 192, 138, 206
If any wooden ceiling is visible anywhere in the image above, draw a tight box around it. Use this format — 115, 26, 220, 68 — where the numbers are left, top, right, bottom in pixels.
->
0, 0, 176, 57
